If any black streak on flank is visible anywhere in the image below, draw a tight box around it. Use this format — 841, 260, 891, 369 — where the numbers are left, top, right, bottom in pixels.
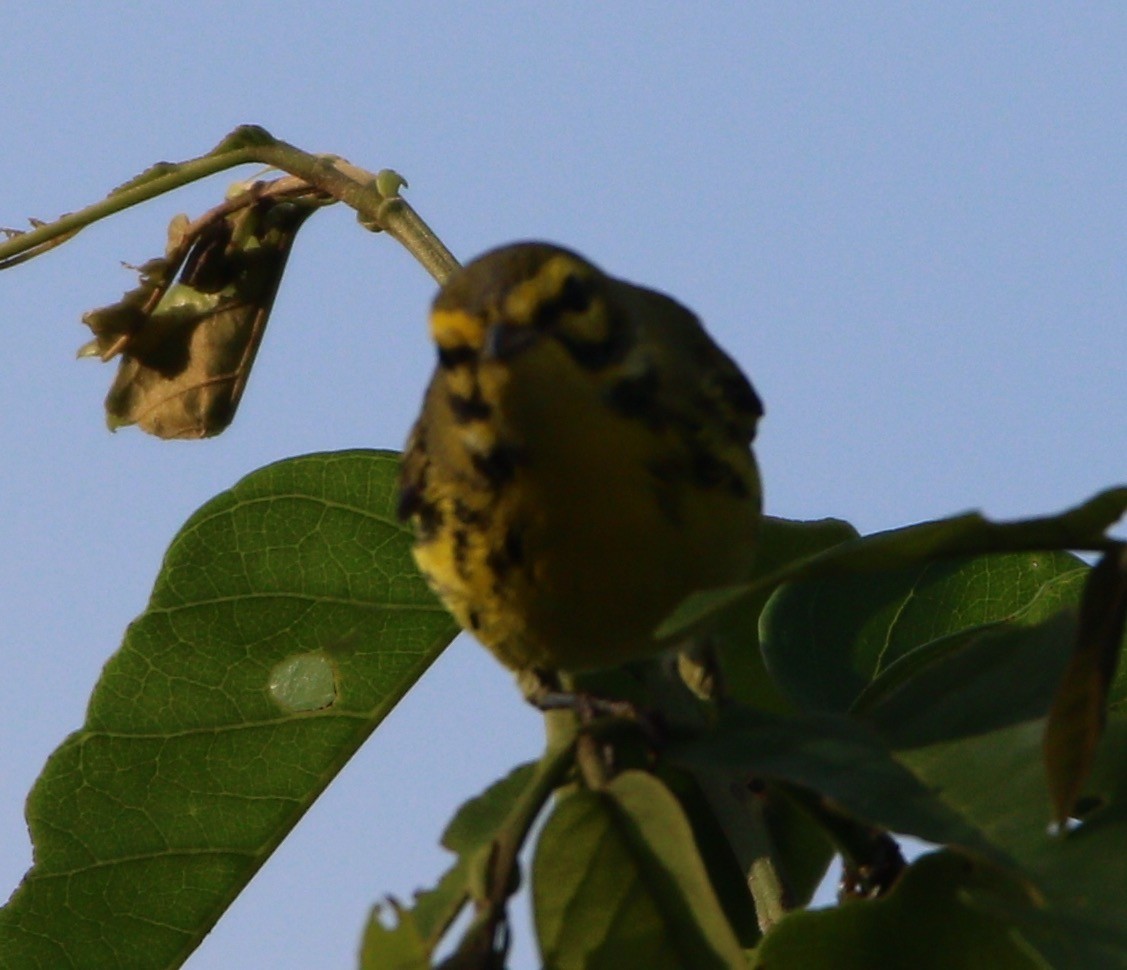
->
452, 527, 471, 580
472, 443, 523, 488
396, 482, 421, 521
487, 524, 526, 587
452, 497, 491, 529
404, 492, 443, 540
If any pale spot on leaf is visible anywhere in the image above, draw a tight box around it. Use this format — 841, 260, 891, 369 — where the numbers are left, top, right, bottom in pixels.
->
269, 651, 338, 712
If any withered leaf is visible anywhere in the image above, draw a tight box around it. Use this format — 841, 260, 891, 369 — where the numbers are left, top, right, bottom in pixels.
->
81, 191, 321, 439
1043, 544, 1127, 826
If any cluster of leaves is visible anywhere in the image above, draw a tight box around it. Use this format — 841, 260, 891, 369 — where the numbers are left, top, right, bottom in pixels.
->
0, 130, 1125, 968
0, 446, 1122, 968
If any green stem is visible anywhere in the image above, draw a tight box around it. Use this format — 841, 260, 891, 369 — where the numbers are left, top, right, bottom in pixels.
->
487, 733, 577, 905
0, 124, 461, 284
447, 733, 577, 963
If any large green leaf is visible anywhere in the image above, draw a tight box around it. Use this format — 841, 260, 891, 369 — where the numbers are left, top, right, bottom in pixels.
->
660, 487, 1127, 644
760, 551, 1087, 714
0, 450, 458, 970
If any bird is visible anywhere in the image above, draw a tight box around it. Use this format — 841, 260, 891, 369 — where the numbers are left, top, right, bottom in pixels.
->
397, 242, 763, 679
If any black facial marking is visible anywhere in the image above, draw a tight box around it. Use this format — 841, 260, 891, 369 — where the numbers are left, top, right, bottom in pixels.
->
437, 344, 478, 369
447, 389, 492, 423
555, 323, 629, 371
689, 445, 750, 498
555, 273, 592, 314
503, 523, 525, 566
605, 370, 663, 426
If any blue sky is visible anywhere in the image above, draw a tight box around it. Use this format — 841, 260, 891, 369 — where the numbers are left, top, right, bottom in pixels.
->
1, 4, 1124, 967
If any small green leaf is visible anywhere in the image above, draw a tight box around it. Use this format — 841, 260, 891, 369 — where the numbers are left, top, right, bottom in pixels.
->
442, 762, 538, 855
1043, 545, 1127, 825
365, 760, 544, 963
533, 771, 745, 970
658, 766, 768, 945
359, 901, 431, 970
0, 451, 458, 970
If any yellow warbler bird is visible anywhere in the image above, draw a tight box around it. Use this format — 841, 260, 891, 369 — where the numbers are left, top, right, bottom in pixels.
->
398, 242, 762, 675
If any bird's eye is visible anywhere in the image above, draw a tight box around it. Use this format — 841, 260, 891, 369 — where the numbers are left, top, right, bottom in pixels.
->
556, 272, 592, 314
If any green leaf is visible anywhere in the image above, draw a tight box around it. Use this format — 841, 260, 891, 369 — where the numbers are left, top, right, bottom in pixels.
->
665, 757, 834, 934
711, 516, 859, 713
359, 901, 431, 970
670, 707, 989, 853
364, 758, 555, 968
902, 715, 1127, 953
0, 450, 459, 970
442, 762, 538, 855
533, 771, 745, 970
750, 851, 1049, 969
662, 488, 1127, 641
658, 766, 767, 945
761, 551, 1087, 714
1044, 545, 1127, 824
856, 610, 1076, 749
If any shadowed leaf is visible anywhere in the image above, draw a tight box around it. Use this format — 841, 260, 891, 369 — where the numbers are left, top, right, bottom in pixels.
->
750, 851, 1048, 969
902, 716, 1127, 952
670, 707, 990, 855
